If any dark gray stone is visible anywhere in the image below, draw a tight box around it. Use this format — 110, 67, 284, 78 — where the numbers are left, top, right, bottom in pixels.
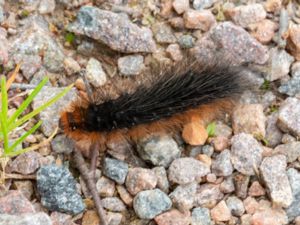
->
51, 134, 74, 154
37, 165, 85, 215
212, 149, 233, 177
178, 35, 195, 49
226, 196, 245, 216
103, 158, 129, 184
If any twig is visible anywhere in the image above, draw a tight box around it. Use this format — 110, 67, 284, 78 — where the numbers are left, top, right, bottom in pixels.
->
5, 173, 36, 179
73, 147, 108, 225
90, 143, 99, 178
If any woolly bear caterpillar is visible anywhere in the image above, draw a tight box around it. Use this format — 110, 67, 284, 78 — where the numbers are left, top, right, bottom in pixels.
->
59, 59, 249, 152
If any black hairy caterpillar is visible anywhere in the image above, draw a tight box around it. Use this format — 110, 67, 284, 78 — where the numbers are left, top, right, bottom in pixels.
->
59, 58, 249, 153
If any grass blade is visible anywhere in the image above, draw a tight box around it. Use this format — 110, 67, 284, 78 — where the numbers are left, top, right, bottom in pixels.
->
7, 77, 48, 126
7, 121, 42, 154
0, 77, 9, 153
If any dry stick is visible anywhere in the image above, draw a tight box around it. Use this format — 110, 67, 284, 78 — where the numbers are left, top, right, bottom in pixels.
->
73, 147, 108, 225
90, 143, 99, 178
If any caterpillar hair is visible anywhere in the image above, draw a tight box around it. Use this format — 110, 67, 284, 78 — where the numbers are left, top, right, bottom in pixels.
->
59, 58, 250, 153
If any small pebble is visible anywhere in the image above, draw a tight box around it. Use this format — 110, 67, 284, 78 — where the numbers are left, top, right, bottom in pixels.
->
193, 0, 215, 10
166, 44, 183, 61
243, 196, 259, 214
220, 176, 235, 194
265, 113, 283, 148
287, 25, 300, 60
51, 134, 74, 154
103, 158, 129, 185
251, 19, 278, 44
118, 55, 144, 76
116, 185, 133, 207
178, 34, 195, 49
248, 181, 266, 197
173, 0, 189, 14
226, 196, 245, 216
194, 184, 224, 208
152, 22, 176, 44
152, 167, 170, 193
13, 180, 34, 200
133, 189, 172, 219
212, 149, 233, 177
191, 207, 211, 225
63, 57, 81, 76
183, 9, 216, 31
96, 176, 116, 197
0, 213, 52, 225
86, 58, 107, 87
0, 191, 35, 214
234, 173, 250, 199
274, 142, 300, 163
10, 151, 41, 175
154, 209, 190, 225
210, 200, 231, 222
211, 136, 229, 152
102, 197, 126, 212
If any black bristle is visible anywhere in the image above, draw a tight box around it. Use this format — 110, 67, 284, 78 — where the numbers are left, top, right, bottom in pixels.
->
80, 62, 248, 132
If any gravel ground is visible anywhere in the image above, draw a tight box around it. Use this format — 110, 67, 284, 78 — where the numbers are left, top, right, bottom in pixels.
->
1, 0, 300, 225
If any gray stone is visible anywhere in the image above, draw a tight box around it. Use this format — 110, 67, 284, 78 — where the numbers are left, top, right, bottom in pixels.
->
277, 97, 300, 137
0, 28, 8, 65
37, 165, 85, 214
118, 55, 144, 76
193, 0, 215, 10
265, 48, 294, 81
38, 0, 55, 14
137, 135, 181, 168
178, 34, 195, 49
0, 213, 52, 225
173, 0, 189, 14
133, 189, 172, 219
279, 75, 300, 96
212, 149, 233, 177
265, 113, 283, 148
68, 6, 156, 53
0, 191, 35, 214
286, 168, 300, 221
51, 134, 74, 154
191, 207, 211, 225
220, 176, 235, 194
103, 158, 128, 185
168, 157, 210, 185
10, 151, 41, 175
169, 182, 197, 211
194, 184, 224, 207
233, 173, 250, 199
11, 15, 64, 73
86, 58, 107, 87
226, 196, 245, 216
152, 22, 176, 44
201, 145, 214, 157
226, 4, 266, 28
152, 167, 169, 193
231, 133, 263, 175
96, 176, 116, 197
274, 142, 300, 163
32, 87, 77, 137
102, 197, 126, 212
192, 22, 269, 65
260, 155, 293, 208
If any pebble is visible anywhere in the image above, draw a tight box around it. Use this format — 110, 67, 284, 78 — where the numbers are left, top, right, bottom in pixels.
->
265, 0, 282, 12
116, 185, 133, 207
68, 6, 156, 53
225, 4, 266, 28
0, 29, 8, 65
248, 181, 266, 197
232, 104, 266, 137
183, 9, 216, 31
201, 145, 214, 157
166, 44, 183, 61
11, 16, 64, 73
196, 154, 212, 167
160, 0, 173, 18
154, 209, 190, 225
152, 22, 176, 44
211, 149, 233, 176
273, 142, 300, 163
152, 167, 170, 193
63, 57, 81, 76
214, 121, 232, 138
103, 158, 129, 185
206, 173, 216, 183
133, 189, 172, 219
10, 151, 41, 175
287, 25, 300, 60
137, 135, 181, 168
286, 168, 300, 221
169, 182, 197, 212
231, 133, 263, 176
13, 180, 34, 200
282, 134, 296, 144
251, 19, 278, 44
168, 157, 210, 185
51, 134, 74, 154
102, 197, 126, 212
32, 87, 77, 137
251, 207, 288, 225
243, 197, 259, 215
191, 207, 211, 225
260, 155, 293, 208
211, 136, 229, 152
50, 212, 73, 225
178, 34, 195, 49
210, 200, 231, 222
234, 173, 250, 199
106, 211, 123, 225
172, 0, 189, 14
0, 191, 35, 214
265, 113, 283, 148
193, 0, 215, 10
82, 211, 99, 225
125, 167, 157, 195
193, 22, 269, 64
220, 176, 235, 194
226, 196, 245, 216
37, 165, 85, 214
86, 58, 107, 87
194, 184, 224, 208
277, 97, 300, 137
264, 47, 294, 81
96, 176, 116, 197
279, 75, 300, 96
169, 17, 185, 29
38, 0, 55, 14
118, 55, 144, 76
0, 213, 52, 225
182, 122, 208, 146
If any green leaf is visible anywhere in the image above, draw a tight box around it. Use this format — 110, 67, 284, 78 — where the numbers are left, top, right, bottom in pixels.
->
65, 32, 76, 44
7, 77, 48, 127
7, 121, 42, 154
9, 83, 74, 131
206, 122, 216, 137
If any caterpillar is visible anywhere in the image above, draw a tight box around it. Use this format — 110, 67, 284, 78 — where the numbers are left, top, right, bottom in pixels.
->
59, 58, 249, 154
